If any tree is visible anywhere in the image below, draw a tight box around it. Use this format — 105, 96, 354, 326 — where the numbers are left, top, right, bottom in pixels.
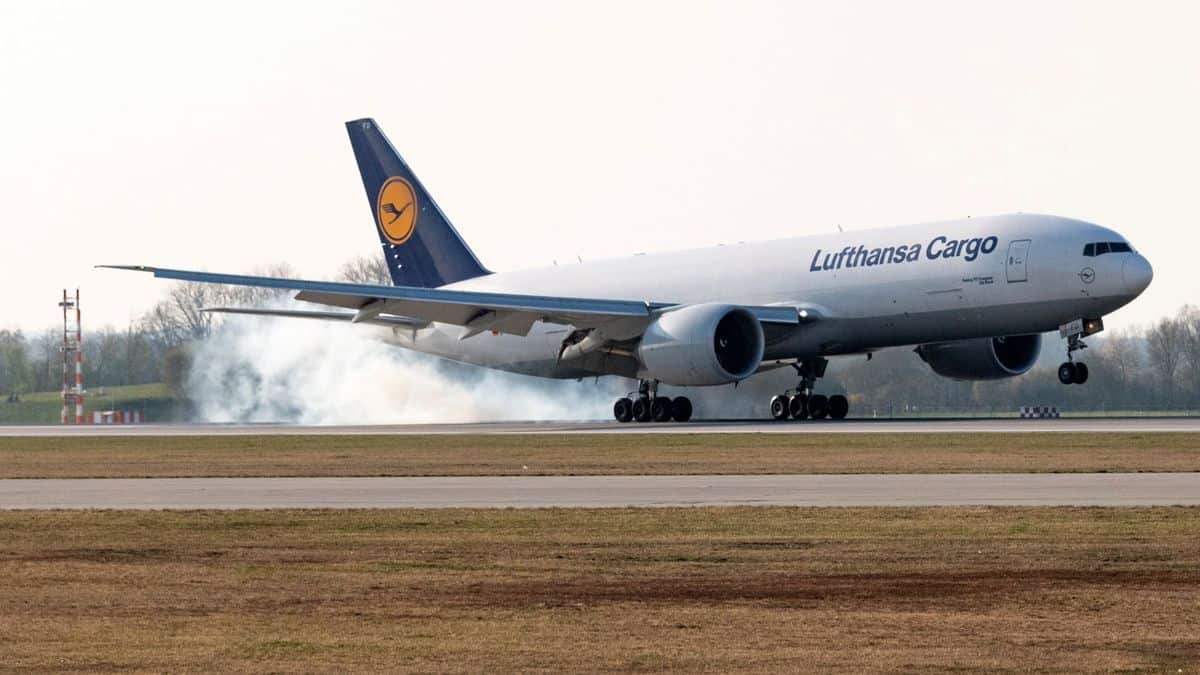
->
162, 345, 192, 398
0, 330, 32, 398
337, 255, 391, 285
140, 263, 298, 347
1145, 314, 1186, 405
1181, 305, 1200, 404
27, 328, 60, 393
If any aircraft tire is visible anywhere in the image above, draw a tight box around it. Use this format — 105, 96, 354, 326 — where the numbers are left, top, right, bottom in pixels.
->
1073, 362, 1089, 385
632, 397, 652, 423
829, 394, 849, 420
809, 394, 829, 420
670, 397, 693, 423
650, 397, 673, 422
1058, 362, 1076, 385
613, 398, 634, 423
770, 395, 790, 420
789, 395, 809, 420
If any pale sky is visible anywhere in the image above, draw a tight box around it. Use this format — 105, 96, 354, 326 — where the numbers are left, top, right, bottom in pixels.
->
2, 1, 1196, 333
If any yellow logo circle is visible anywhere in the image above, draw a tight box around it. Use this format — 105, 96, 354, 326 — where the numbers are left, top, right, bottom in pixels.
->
376, 177, 417, 244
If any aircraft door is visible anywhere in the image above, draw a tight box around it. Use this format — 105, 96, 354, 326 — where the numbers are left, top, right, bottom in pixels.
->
1006, 239, 1031, 283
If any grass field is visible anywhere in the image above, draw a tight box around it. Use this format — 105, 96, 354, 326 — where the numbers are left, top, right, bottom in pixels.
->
0, 432, 1197, 478
0, 383, 179, 425
0, 507, 1196, 672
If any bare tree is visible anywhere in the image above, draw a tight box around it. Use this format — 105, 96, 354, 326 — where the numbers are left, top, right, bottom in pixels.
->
1099, 329, 1141, 392
1182, 305, 1200, 402
1145, 314, 1186, 404
140, 263, 298, 347
336, 255, 391, 285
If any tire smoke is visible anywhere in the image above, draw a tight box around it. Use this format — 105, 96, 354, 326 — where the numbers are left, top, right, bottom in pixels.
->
185, 310, 619, 425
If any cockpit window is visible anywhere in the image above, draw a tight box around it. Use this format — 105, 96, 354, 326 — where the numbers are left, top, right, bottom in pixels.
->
1083, 241, 1132, 257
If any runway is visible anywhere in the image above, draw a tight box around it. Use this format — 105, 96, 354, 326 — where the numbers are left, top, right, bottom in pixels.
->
2, 473, 1198, 509
1, 417, 1198, 436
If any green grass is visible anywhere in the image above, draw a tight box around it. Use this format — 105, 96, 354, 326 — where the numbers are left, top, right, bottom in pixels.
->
0, 383, 178, 424
0, 432, 1196, 478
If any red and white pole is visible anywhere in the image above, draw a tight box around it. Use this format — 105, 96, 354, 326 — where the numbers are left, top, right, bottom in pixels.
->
75, 290, 84, 425
61, 289, 69, 424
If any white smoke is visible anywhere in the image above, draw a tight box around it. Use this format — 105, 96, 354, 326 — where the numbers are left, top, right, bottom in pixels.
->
185, 310, 620, 424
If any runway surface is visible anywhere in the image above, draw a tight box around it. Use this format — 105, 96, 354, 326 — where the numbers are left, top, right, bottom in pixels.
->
1, 417, 1198, 436
3, 473, 1198, 509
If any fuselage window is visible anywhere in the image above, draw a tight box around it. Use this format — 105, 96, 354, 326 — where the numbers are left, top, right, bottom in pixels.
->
1083, 243, 1095, 257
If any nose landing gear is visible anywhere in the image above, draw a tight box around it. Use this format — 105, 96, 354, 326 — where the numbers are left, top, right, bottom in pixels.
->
1058, 318, 1102, 385
768, 359, 848, 421
613, 380, 693, 423
1057, 360, 1089, 385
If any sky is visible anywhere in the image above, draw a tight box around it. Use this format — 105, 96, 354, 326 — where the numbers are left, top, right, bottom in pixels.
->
1, 0, 1197, 333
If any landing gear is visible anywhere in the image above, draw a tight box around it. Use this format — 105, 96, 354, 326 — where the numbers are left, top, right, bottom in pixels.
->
1074, 362, 1089, 385
1058, 361, 1089, 385
767, 359, 849, 421
670, 396, 693, 423
808, 394, 829, 420
789, 394, 808, 420
1058, 319, 1099, 386
770, 395, 790, 421
613, 398, 633, 423
828, 394, 849, 420
631, 397, 652, 422
613, 380, 692, 423
650, 397, 672, 422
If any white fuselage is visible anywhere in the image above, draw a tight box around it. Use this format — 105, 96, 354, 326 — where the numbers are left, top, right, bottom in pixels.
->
387, 213, 1152, 380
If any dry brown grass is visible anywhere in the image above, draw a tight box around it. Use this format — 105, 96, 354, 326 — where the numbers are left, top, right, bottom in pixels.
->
1, 507, 1198, 672
0, 432, 1197, 478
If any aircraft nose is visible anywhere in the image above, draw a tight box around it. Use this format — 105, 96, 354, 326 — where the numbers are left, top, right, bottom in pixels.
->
1122, 254, 1153, 295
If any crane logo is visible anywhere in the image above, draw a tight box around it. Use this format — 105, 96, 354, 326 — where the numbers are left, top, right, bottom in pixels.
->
376, 176, 418, 244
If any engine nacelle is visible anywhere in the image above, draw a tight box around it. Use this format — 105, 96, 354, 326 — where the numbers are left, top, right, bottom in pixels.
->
637, 303, 765, 386
916, 334, 1042, 380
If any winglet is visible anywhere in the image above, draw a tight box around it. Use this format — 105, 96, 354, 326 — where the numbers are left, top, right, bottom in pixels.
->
97, 265, 155, 272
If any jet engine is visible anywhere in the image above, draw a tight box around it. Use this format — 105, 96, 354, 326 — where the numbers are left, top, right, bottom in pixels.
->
636, 303, 764, 386
915, 334, 1042, 380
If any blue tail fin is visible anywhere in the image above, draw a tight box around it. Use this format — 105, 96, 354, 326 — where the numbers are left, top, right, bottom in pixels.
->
346, 118, 490, 288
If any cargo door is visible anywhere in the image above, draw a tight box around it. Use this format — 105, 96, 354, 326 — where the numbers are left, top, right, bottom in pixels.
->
1006, 239, 1031, 283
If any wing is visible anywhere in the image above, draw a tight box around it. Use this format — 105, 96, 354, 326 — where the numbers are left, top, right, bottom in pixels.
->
101, 265, 800, 341
201, 307, 430, 329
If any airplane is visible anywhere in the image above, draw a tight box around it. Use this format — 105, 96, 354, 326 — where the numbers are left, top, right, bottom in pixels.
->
104, 118, 1154, 423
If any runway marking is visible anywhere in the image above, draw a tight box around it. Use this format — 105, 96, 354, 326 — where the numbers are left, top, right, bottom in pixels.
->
2, 473, 1198, 509
2, 417, 1199, 436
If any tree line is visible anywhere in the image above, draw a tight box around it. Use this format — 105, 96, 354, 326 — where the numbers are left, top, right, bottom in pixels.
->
828, 305, 1200, 414
1, 256, 1197, 414
0, 258, 390, 401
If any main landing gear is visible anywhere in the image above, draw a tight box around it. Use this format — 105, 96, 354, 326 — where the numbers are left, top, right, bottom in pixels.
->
1058, 318, 1102, 386
768, 359, 849, 421
613, 380, 692, 423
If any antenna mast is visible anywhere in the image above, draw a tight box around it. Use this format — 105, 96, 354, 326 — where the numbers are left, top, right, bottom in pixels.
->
59, 289, 83, 424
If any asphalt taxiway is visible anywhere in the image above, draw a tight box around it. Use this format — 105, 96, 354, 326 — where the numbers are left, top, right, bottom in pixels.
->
2, 472, 1198, 509
1, 417, 1198, 436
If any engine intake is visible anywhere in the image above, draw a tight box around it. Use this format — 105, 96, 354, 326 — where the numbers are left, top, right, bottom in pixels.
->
916, 334, 1042, 380
637, 304, 764, 386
